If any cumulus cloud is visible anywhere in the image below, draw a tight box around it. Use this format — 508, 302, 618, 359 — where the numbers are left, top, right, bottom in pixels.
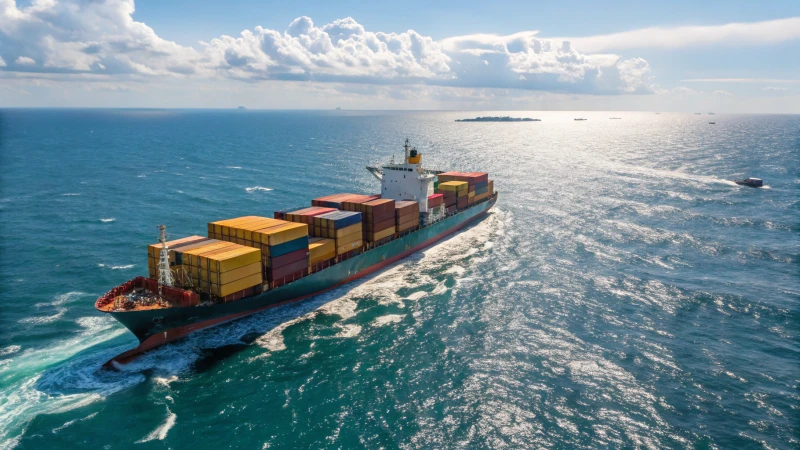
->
560, 17, 800, 53
763, 86, 787, 91
0, 0, 659, 94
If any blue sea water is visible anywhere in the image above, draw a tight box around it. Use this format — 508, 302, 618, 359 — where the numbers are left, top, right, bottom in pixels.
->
0, 109, 797, 449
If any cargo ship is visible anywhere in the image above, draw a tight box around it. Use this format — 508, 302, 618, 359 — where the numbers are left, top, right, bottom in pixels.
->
96, 140, 497, 367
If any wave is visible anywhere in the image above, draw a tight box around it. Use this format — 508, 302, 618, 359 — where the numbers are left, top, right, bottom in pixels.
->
61, 193, 80, 196
0, 316, 134, 448
245, 186, 273, 193
18, 308, 67, 326
97, 264, 135, 270
135, 407, 176, 443
371, 314, 405, 326
0, 345, 21, 357
99, 218, 115, 223
226, 166, 242, 169
52, 412, 98, 434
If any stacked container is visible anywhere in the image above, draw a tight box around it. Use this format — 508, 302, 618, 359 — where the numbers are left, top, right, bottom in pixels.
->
439, 181, 468, 211
208, 216, 310, 289
308, 237, 336, 272
361, 198, 396, 244
312, 193, 380, 209
394, 200, 420, 233
314, 211, 363, 256
147, 235, 209, 281
282, 206, 337, 228
427, 194, 444, 209
340, 195, 382, 214
181, 241, 263, 300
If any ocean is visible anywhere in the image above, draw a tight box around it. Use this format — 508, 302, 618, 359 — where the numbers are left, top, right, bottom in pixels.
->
0, 109, 797, 449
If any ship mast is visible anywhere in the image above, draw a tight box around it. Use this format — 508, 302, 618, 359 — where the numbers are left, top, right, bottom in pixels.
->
157, 225, 174, 295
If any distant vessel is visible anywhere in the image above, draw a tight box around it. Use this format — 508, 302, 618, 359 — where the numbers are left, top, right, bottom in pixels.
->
654, 112, 661, 115
694, 113, 702, 115
735, 177, 763, 187
609, 117, 622, 120
708, 112, 715, 115
574, 118, 587, 121
336, 107, 341, 110
709, 122, 716, 125
455, 116, 539, 122
95, 139, 497, 367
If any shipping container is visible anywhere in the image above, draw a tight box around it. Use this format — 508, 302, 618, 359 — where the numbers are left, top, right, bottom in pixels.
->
308, 237, 335, 265
264, 248, 308, 269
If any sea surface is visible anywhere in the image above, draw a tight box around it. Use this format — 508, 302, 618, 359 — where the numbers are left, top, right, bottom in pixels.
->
0, 109, 797, 449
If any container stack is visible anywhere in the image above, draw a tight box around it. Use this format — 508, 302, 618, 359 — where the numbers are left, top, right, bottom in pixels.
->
308, 237, 336, 272
314, 211, 363, 256
312, 193, 379, 209
427, 194, 444, 209
340, 194, 382, 214
439, 181, 468, 212
208, 216, 310, 289
282, 206, 337, 227
147, 235, 209, 281
181, 242, 263, 301
394, 200, 420, 234
360, 198, 396, 244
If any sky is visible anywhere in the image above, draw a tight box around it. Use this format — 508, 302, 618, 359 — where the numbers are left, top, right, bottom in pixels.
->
1, 0, 799, 111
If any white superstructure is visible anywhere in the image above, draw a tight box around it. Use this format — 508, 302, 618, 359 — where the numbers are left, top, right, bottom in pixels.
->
372, 140, 436, 212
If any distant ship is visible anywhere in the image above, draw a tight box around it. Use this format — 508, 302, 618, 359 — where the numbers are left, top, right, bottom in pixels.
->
96, 140, 497, 367
734, 177, 763, 187
574, 118, 587, 121
609, 117, 622, 120
336, 107, 341, 110
709, 122, 716, 125
708, 112, 715, 115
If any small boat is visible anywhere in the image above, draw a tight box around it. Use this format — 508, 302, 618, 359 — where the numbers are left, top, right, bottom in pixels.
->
694, 113, 702, 115
709, 122, 716, 125
734, 178, 763, 187
574, 118, 587, 121
609, 117, 622, 120
709, 112, 715, 115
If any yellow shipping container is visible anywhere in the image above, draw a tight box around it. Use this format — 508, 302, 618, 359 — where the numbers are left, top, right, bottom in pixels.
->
201, 246, 261, 272
367, 227, 395, 242
336, 229, 362, 247
333, 223, 362, 239
337, 239, 362, 255
209, 272, 263, 297
208, 262, 261, 284
255, 222, 308, 246
439, 181, 468, 192
183, 241, 239, 266
308, 238, 335, 264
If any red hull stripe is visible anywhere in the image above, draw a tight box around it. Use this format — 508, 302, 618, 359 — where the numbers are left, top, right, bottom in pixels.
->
106, 207, 490, 368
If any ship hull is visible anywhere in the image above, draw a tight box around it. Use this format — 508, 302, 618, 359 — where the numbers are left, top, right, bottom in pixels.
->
104, 195, 496, 366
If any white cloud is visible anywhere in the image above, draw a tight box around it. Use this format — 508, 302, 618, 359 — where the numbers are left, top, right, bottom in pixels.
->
15, 56, 35, 65
763, 86, 787, 91
559, 17, 800, 53
0, 57, 5, 67
682, 78, 800, 83
0, 1, 655, 94
712, 90, 732, 96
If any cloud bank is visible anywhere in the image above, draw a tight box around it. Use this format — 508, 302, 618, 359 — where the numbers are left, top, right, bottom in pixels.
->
0, 0, 655, 94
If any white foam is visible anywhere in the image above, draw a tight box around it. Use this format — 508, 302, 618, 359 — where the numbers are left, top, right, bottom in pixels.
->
52, 412, 98, 434
136, 407, 176, 443
0, 346, 21, 357
334, 324, 362, 338
226, 166, 242, 169
61, 193, 80, 196
245, 186, 273, 193
98, 264, 135, 270
18, 308, 67, 325
405, 291, 427, 301
100, 218, 115, 223
371, 314, 405, 327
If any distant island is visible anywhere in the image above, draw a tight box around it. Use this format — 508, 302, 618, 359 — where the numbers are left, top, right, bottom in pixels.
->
456, 116, 540, 122
237, 106, 247, 110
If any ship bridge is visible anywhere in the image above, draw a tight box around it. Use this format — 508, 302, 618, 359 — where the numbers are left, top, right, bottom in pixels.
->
365, 139, 442, 212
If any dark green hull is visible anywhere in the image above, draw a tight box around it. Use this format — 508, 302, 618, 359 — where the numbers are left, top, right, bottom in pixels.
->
104, 195, 496, 364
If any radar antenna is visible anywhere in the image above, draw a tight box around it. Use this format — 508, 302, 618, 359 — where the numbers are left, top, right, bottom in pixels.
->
156, 225, 175, 295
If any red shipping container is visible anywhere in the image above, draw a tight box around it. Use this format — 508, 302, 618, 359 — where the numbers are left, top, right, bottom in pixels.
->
267, 259, 309, 281
267, 248, 308, 268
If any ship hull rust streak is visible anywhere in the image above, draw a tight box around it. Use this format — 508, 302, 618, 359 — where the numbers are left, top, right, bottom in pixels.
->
105, 195, 496, 368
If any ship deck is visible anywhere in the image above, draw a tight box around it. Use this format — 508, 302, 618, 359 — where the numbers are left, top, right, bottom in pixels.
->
99, 193, 496, 313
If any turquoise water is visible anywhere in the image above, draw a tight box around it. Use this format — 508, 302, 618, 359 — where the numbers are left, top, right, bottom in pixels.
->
0, 109, 797, 449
